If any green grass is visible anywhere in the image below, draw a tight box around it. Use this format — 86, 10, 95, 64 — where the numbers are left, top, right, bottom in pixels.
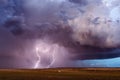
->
0, 68, 120, 80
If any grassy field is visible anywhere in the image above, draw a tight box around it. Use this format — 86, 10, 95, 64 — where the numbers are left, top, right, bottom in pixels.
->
0, 68, 120, 80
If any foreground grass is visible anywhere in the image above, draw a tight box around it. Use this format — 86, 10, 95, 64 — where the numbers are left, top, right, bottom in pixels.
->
0, 68, 120, 80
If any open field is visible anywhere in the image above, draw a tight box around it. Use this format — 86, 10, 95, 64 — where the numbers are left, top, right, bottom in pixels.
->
0, 68, 120, 80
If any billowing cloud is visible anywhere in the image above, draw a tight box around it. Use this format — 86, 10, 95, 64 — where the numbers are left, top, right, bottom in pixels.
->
0, 0, 120, 68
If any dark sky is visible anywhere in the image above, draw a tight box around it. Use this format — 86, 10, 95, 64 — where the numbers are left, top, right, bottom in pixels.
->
0, 0, 120, 68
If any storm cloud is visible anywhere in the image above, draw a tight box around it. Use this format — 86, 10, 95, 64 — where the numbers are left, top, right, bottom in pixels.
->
0, 0, 120, 68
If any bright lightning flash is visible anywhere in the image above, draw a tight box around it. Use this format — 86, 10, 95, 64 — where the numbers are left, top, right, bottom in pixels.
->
34, 40, 58, 69
34, 47, 41, 68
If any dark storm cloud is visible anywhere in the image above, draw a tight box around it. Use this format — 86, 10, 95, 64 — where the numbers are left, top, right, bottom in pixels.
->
0, 0, 120, 68
0, 26, 38, 68
69, 0, 87, 6
0, 0, 37, 68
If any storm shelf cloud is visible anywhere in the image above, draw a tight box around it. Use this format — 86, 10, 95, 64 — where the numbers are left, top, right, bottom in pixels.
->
0, 0, 120, 68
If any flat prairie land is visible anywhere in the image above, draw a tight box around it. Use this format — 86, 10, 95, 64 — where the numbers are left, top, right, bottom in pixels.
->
0, 68, 120, 80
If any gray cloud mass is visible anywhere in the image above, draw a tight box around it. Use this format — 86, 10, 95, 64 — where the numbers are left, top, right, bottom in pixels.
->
0, 0, 120, 68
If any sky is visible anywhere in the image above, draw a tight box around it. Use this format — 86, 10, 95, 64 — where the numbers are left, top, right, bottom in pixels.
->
0, 0, 120, 68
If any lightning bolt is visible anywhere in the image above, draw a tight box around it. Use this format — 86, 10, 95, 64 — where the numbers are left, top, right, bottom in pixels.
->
34, 47, 41, 69
34, 41, 58, 69
46, 45, 58, 68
